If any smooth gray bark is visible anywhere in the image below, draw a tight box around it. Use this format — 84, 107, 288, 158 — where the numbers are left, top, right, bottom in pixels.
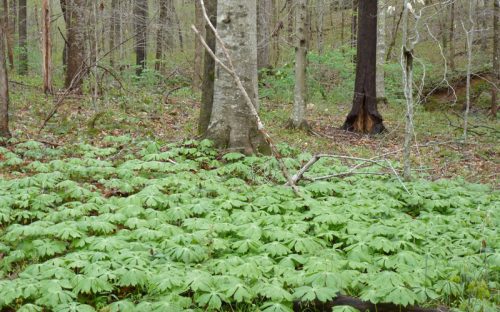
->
206, 0, 268, 154
376, 0, 387, 104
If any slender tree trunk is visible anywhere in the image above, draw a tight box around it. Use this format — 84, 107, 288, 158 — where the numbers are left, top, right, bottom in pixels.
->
376, 0, 387, 105
60, 0, 69, 68
463, 1, 476, 142
288, 0, 308, 130
351, 0, 358, 50
316, 0, 325, 54
64, 0, 86, 91
449, 1, 456, 71
342, 0, 385, 134
340, 6, 345, 51
2, 0, 13, 70
271, 0, 280, 66
156, 0, 168, 71
41, 0, 52, 94
172, 2, 184, 51
134, 0, 148, 75
207, 0, 269, 154
402, 0, 414, 181
110, 0, 119, 67
287, 0, 294, 43
193, 0, 204, 88
492, 0, 499, 117
198, 0, 217, 135
18, 0, 27, 75
0, 21, 11, 139
386, 6, 403, 62
257, 0, 272, 69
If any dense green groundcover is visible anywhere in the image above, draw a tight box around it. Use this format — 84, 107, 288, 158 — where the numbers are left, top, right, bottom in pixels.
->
0, 138, 498, 312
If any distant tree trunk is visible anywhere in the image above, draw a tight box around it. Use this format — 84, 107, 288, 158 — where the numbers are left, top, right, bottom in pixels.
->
340, 6, 345, 51
257, 0, 271, 69
41, 0, 52, 94
2, 0, 13, 70
402, 0, 415, 180
342, 0, 385, 134
172, 3, 184, 51
478, 0, 487, 50
0, 22, 11, 139
351, 0, 358, 50
463, 0, 476, 143
156, 0, 168, 71
448, 1, 455, 71
492, 0, 499, 117
376, 0, 387, 105
287, 0, 294, 42
386, 6, 403, 62
316, 0, 325, 54
134, 0, 148, 75
64, 0, 86, 91
288, 0, 308, 130
206, 0, 269, 154
110, 0, 120, 67
18, 0, 27, 75
198, 0, 217, 136
193, 0, 204, 88
60, 0, 69, 68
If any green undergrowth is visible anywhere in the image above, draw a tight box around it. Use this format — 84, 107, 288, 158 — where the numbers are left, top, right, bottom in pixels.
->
0, 138, 498, 312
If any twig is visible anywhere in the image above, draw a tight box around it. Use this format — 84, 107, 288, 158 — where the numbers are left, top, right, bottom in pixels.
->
164, 86, 187, 104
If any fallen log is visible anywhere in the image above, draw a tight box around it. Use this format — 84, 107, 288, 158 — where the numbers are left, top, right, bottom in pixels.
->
293, 295, 449, 312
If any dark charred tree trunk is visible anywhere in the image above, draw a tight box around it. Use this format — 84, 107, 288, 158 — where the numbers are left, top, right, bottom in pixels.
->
18, 0, 27, 75
198, 0, 217, 136
0, 22, 11, 140
64, 0, 86, 91
342, 0, 385, 134
134, 0, 148, 76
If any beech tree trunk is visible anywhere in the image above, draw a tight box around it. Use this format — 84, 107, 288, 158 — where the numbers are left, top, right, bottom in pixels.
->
257, 0, 272, 69
0, 21, 11, 139
376, 0, 387, 104
198, 0, 217, 136
288, 0, 308, 130
41, 0, 52, 94
492, 0, 499, 117
64, 0, 86, 91
134, 0, 148, 75
342, 0, 385, 134
18, 0, 27, 75
206, 0, 269, 154
402, 0, 414, 180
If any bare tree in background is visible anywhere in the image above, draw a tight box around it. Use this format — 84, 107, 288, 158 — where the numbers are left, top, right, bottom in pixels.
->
316, 0, 325, 54
41, 0, 53, 94
64, 0, 86, 91
492, 0, 499, 117
193, 0, 204, 88
110, 0, 120, 68
134, 0, 148, 75
156, 0, 169, 72
376, 0, 387, 105
257, 0, 272, 69
18, 0, 27, 75
2, 0, 13, 70
0, 20, 10, 139
342, 0, 385, 134
448, 0, 455, 71
288, 0, 309, 130
198, 0, 217, 136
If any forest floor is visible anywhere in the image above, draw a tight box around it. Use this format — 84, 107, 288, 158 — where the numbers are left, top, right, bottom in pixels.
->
6, 77, 499, 187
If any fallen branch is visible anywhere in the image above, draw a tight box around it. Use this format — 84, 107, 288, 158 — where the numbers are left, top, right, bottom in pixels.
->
193, 0, 298, 194
293, 296, 449, 312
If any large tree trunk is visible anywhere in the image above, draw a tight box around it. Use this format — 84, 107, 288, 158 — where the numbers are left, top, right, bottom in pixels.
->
288, 0, 308, 130
198, 0, 217, 136
342, 0, 385, 134
193, 0, 204, 88
492, 0, 499, 117
257, 0, 271, 69
134, 0, 148, 76
376, 0, 387, 105
41, 0, 52, 94
2, 0, 14, 70
0, 21, 11, 139
206, 0, 268, 154
64, 0, 86, 91
18, 0, 27, 75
